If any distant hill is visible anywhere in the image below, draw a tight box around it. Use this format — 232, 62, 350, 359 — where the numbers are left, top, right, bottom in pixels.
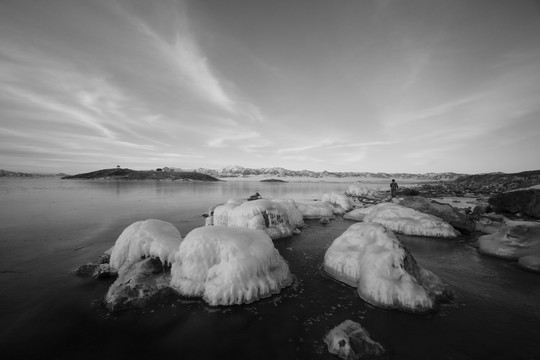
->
62, 168, 220, 181
453, 170, 540, 192
0, 169, 67, 178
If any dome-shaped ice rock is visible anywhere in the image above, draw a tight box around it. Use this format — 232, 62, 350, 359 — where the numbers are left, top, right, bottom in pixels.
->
322, 193, 354, 215
324, 222, 449, 312
109, 219, 183, 272
363, 203, 459, 238
294, 199, 335, 219
478, 222, 540, 260
213, 199, 294, 239
170, 226, 293, 306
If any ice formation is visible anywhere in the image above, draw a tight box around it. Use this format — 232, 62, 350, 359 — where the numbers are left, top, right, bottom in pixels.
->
213, 199, 294, 239
477, 222, 540, 260
345, 185, 377, 197
170, 226, 292, 306
273, 198, 305, 228
518, 255, 540, 273
343, 206, 375, 222
363, 203, 460, 238
322, 192, 354, 215
324, 320, 385, 360
109, 219, 183, 272
324, 222, 449, 312
294, 199, 335, 219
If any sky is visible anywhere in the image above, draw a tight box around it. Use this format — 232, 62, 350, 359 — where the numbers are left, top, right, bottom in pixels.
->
1, 0, 540, 175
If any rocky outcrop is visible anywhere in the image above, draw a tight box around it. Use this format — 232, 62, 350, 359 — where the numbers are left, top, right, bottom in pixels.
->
104, 257, 173, 312
398, 196, 475, 234
488, 187, 540, 219
324, 320, 385, 360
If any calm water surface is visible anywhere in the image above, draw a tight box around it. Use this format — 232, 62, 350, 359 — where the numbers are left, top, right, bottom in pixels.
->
1, 178, 539, 360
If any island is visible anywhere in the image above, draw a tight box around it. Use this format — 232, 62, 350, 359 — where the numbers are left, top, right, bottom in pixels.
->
62, 168, 220, 181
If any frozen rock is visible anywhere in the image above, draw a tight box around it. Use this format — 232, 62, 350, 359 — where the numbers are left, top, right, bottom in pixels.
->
397, 196, 475, 234
363, 203, 460, 238
343, 206, 375, 222
273, 199, 305, 228
213, 199, 294, 239
477, 222, 540, 260
109, 219, 183, 272
322, 193, 354, 215
345, 185, 377, 197
104, 257, 173, 312
517, 255, 540, 273
170, 226, 292, 306
324, 222, 450, 313
294, 199, 335, 219
324, 320, 385, 360
489, 187, 540, 219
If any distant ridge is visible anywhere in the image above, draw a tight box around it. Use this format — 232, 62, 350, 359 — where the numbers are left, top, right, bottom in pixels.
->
165, 165, 465, 181
0, 169, 67, 178
61, 168, 219, 181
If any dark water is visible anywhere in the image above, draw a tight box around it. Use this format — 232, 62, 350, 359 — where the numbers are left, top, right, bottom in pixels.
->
1, 179, 539, 360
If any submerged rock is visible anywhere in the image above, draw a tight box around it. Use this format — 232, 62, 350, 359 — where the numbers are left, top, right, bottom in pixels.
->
324, 222, 450, 313
488, 187, 540, 219
170, 226, 293, 306
104, 257, 172, 312
324, 320, 385, 360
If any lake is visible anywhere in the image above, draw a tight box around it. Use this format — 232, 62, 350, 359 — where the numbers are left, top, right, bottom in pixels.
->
1, 178, 539, 360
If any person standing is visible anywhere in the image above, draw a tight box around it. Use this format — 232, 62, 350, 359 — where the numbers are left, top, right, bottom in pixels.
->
390, 179, 398, 197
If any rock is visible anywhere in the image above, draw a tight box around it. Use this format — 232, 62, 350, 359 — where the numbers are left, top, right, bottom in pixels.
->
324, 223, 451, 313
488, 188, 540, 219
477, 222, 540, 260
398, 196, 475, 234
104, 257, 172, 312
398, 188, 420, 196
319, 217, 330, 224
74, 263, 100, 277
324, 320, 385, 360
517, 255, 540, 273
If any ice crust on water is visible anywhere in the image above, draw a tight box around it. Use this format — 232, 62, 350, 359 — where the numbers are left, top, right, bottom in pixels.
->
170, 226, 292, 306
109, 219, 183, 272
363, 203, 460, 238
212, 199, 295, 239
324, 222, 447, 312
294, 199, 335, 219
322, 192, 354, 215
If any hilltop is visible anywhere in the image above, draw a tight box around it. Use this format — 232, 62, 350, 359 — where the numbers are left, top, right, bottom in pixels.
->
0, 169, 67, 178
62, 168, 220, 181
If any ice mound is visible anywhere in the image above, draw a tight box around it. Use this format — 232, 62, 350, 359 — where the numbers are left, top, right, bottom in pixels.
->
363, 203, 460, 238
518, 255, 540, 273
213, 199, 294, 239
109, 219, 183, 272
324, 222, 449, 312
345, 185, 377, 197
322, 193, 354, 215
324, 319, 385, 360
343, 206, 375, 222
170, 226, 293, 306
477, 222, 540, 260
294, 199, 335, 219
273, 198, 305, 228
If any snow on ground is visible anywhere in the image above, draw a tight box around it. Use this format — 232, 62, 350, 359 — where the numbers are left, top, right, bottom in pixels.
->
324, 222, 448, 312
170, 226, 292, 306
321, 192, 354, 215
213, 199, 295, 239
109, 219, 183, 272
363, 203, 460, 238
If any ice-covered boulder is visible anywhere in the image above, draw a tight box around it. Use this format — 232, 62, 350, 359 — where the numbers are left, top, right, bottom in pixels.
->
477, 222, 540, 260
324, 320, 385, 360
363, 203, 460, 238
109, 219, 183, 272
322, 193, 354, 215
104, 257, 173, 312
294, 200, 335, 219
272, 198, 305, 229
324, 222, 450, 312
397, 196, 475, 234
343, 206, 375, 222
213, 199, 294, 239
518, 255, 540, 273
170, 226, 293, 306
345, 185, 377, 197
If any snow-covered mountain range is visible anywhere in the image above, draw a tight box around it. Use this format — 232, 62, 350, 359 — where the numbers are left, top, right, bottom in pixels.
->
162, 165, 464, 181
